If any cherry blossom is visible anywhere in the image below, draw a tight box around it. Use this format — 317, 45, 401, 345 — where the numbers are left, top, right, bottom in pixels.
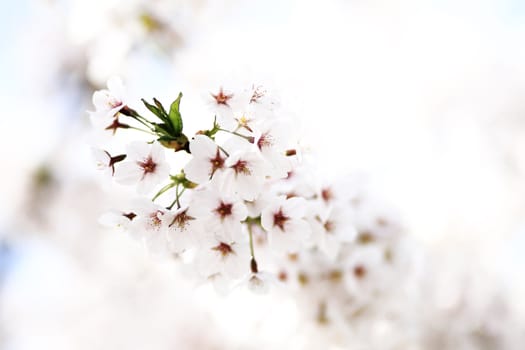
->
243, 271, 278, 294
98, 209, 136, 230
246, 84, 280, 115
261, 196, 311, 254
126, 201, 171, 255
253, 120, 294, 179
115, 141, 170, 194
91, 148, 126, 177
194, 231, 251, 280
184, 135, 228, 184
189, 185, 248, 242
310, 204, 357, 260
220, 148, 270, 201
89, 77, 127, 123
164, 206, 202, 255
206, 86, 249, 129
341, 246, 388, 299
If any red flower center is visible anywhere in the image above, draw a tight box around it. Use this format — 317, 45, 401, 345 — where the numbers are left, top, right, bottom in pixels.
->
138, 156, 157, 175
209, 148, 225, 176
273, 208, 290, 231
324, 220, 335, 233
122, 212, 136, 221
321, 188, 333, 203
215, 201, 233, 220
148, 210, 164, 229
109, 99, 123, 109
211, 87, 233, 106
169, 209, 194, 231
231, 160, 251, 175
212, 242, 234, 257
353, 265, 367, 279
257, 132, 273, 150
250, 86, 265, 103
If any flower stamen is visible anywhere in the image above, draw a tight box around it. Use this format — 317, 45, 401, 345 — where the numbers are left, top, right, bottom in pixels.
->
324, 220, 335, 233
209, 148, 225, 177
211, 87, 233, 106
257, 132, 273, 150
250, 86, 266, 103
321, 188, 333, 203
353, 265, 367, 279
273, 208, 290, 231
231, 160, 251, 176
147, 210, 164, 230
215, 201, 233, 220
105, 118, 130, 135
169, 209, 195, 231
138, 156, 157, 179
212, 242, 234, 257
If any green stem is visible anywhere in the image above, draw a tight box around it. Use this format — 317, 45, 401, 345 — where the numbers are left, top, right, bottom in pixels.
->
218, 128, 253, 142
128, 125, 156, 135
133, 116, 155, 130
166, 184, 179, 209
120, 108, 154, 130
167, 186, 186, 210
152, 182, 177, 202
217, 144, 230, 157
248, 223, 256, 259
247, 223, 259, 273
177, 188, 185, 208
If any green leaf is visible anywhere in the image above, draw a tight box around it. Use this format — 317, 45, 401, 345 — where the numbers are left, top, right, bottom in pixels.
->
153, 98, 167, 116
169, 92, 183, 135
142, 98, 168, 123
152, 123, 172, 136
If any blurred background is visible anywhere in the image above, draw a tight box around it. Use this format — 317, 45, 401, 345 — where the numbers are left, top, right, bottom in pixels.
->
1, 0, 525, 349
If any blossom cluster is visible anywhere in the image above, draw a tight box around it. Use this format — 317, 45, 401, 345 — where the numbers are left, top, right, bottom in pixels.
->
247, 167, 414, 332
89, 78, 404, 298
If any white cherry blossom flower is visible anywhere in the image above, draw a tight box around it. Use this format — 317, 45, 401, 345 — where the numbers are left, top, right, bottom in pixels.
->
244, 189, 274, 218
115, 141, 170, 194
127, 201, 170, 255
246, 84, 280, 114
91, 148, 126, 177
232, 110, 259, 133
253, 120, 293, 178
220, 149, 269, 201
230, 98, 276, 133
98, 209, 136, 230
242, 271, 278, 294
310, 205, 357, 260
89, 77, 127, 123
184, 135, 228, 184
194, 231, 251, 280
317, 174, 368, 207
273, 162, 318, 199
189, 185, 248, 242
261, 196, 311, 254
92, 148, 114, 178
205, 272, 236, 295
206, 86, 250, 130
342, 246, 388, 299
165, 206, 202, 255
353, 197, 403, 242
